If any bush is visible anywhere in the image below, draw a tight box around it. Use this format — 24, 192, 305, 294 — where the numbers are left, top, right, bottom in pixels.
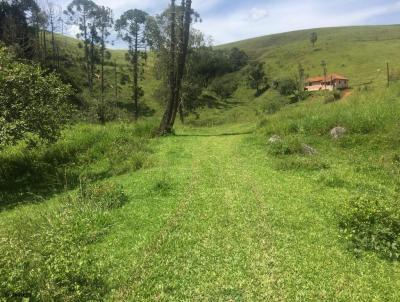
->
324, 94, 335, 103
210, 77, 238, 99
276, 78, 298, 96
264, 99, 282, 114
340, 194, 400, 260
268, 136, 303, 156
324, 91, 341, 103
0, 181, 128, 301
0, 47, 74, 147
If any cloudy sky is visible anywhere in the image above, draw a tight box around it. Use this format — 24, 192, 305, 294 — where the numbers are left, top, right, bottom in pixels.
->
56, 0, 400, 47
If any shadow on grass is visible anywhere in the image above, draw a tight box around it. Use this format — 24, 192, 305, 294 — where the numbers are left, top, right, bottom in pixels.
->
115, 101, 156, 117
0, 170, 115, 212
176, 131, 254, 138
200, 94, 242, 110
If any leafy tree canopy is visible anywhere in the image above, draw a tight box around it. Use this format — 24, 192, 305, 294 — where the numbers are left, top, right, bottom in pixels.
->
0, 47, 74, 147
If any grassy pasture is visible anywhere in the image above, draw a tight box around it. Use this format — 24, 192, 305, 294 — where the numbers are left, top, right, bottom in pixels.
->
2, 25, 400, 301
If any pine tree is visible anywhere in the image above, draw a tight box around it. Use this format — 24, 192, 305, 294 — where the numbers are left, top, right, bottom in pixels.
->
115, 9, 148, 121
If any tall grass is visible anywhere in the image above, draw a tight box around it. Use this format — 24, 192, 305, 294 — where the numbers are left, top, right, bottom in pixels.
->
0, 121, 156, 209
0, 181, 128, 301
260, 87, 400, 138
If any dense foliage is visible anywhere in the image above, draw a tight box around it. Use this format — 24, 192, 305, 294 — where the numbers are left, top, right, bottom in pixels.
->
247, 61, 267, 96
0, 47, 73, 146
0, 122, 155, 207
210, 76, 238, 99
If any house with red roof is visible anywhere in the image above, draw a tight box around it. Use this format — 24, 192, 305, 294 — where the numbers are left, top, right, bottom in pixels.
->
305, 73, 349, 91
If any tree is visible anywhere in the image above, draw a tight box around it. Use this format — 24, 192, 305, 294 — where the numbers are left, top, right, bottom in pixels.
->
0, 0, 41, 59
277, 78, 297, 96
46, 1, 62, 69
168, 0, 193, 130
247, 61, 267, 96
95, 5, 113, 113
65, 0, 98, 92
155, 0, 194, 134
229, 47, 248, 71
115, 9, 148, 121
0, 47, 73, 146
210, 77, 238, 100
310, 32, 318, 48
146, 1, 198, 131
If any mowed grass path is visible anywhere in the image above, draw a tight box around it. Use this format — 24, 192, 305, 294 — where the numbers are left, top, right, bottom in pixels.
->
92, 125, 400, 301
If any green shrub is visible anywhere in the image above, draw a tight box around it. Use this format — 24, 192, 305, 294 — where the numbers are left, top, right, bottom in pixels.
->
0, 180, 128, 301
276, 78, 298, 96
275, 157, 329, 171
210, 77, 238, 99
324, 91, 341, 104
339, 194, 400, 260
268, 136, 303, 156
0, 47, 74, 147
263, 99, 283, 114
324, 94, 336, 104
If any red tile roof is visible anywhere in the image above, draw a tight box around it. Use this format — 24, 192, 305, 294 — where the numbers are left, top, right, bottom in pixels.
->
306, 73, 348, 82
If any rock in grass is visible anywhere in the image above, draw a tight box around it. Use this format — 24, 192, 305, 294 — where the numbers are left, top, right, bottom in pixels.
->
302, 144, 318, 155
268, 135, 282, 144
330, 127, 347, 139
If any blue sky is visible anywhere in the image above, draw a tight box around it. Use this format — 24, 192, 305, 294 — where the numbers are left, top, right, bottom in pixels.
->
55, 0, 400, 47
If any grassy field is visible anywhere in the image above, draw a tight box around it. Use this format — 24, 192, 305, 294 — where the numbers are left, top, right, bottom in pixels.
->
2, 25, 400, 300
2, 117, 399, 300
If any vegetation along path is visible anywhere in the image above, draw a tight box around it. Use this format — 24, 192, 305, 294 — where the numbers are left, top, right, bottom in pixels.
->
92, 124, 399, 301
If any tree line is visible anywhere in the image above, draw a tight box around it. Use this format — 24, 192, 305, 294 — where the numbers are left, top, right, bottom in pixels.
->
1, 0, 251, 145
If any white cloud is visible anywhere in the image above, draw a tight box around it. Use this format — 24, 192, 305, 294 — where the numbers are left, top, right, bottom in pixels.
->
195, 0, 400, 45
248, 7, 268, 21
58, 0, 400, 47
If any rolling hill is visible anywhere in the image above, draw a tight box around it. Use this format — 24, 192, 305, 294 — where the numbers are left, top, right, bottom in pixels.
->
223, 25, 400, 87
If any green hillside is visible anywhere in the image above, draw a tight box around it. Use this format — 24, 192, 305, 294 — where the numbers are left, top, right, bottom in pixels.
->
52, 25, 400, 124
223, 25, 400, 87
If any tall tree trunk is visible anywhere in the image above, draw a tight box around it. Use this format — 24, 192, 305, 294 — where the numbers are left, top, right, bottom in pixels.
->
83, 14, 91, 93
56, 45, 60, 70
168, 0, 192, 130
158, 0, 177, 135
90, 35, 94, 95
101, 30, 105, 103
50, 14, 56, 69
42, 29, 47, 65
133, 23, 139, 121
114, 60, 118, 101
179, 99, 185, 124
